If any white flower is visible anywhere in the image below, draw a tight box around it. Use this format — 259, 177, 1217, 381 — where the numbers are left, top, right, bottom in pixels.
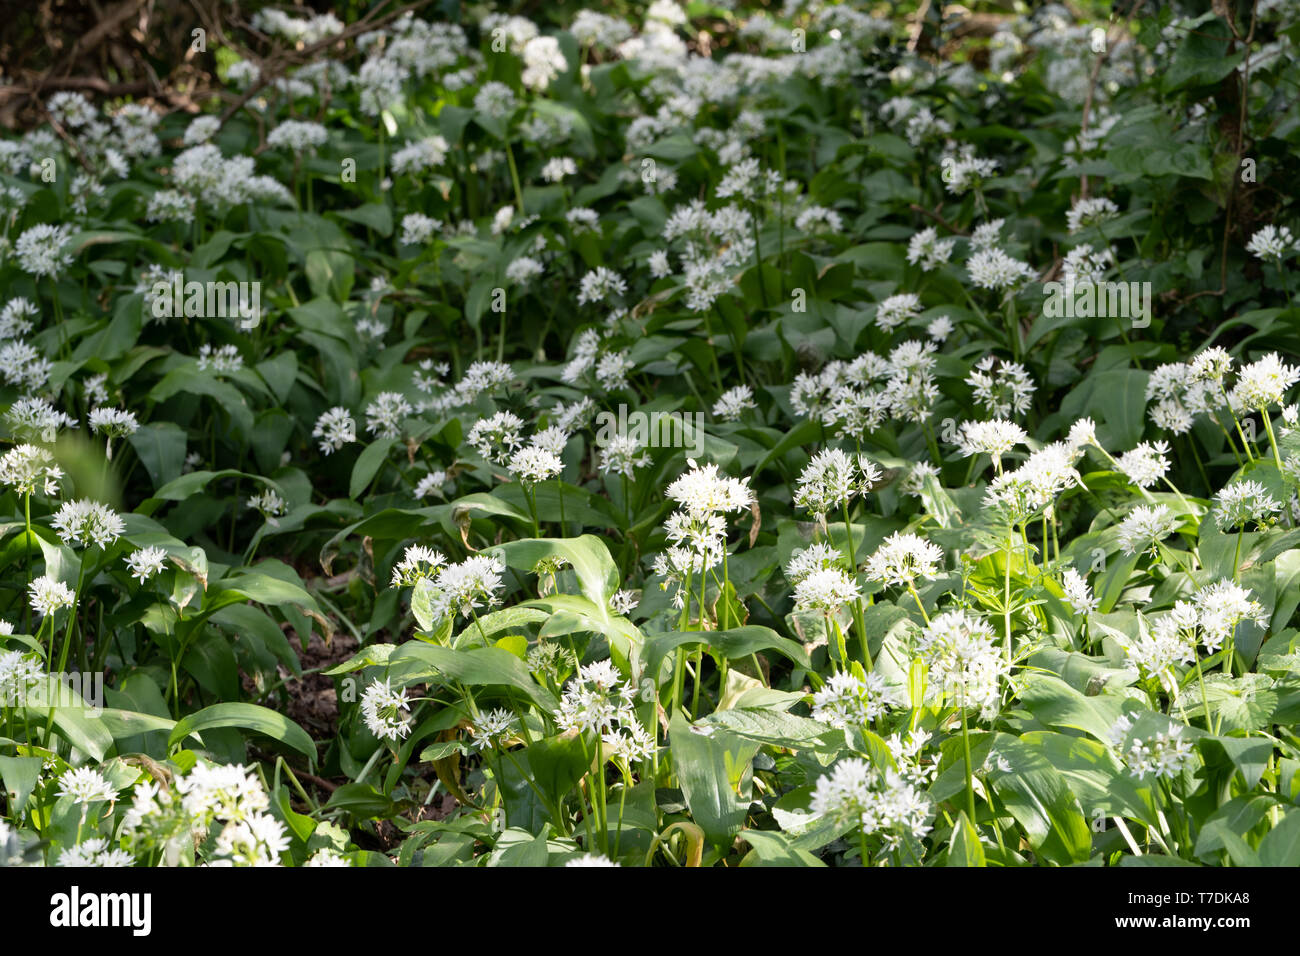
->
1066, 196, 1120, 233
468, 708, 518, 751
793, 567, 861, 613
391, 545, 447, 587
915, 610, 1009, 719
793, 448, 881, 519
1245, 224, 1296, 262
57, 838, 134, 867
126, 547, 168, 583
598, 434, 652, 478
810, 758, 933, 847
956, 418, 1028, 462
365, 392, 413, 438
1061, 568, 1098, 614
508, 445, 562, 484
29, 575, 74, 616
468, 411, 526, 464
247, 489, 287, 518
1212, 479, 1281, 530
391, 136, 450, 175
59, 767, 118, 804
505, 256, 544, 285
875, 293, 922, 331
360, 678, 412, 741
266, 119, 328, 151
521, 35, 568, 91
50, 499, 125, 549
1116, 504, 1180, 556
1109, 718, 1197, 781
88, 407, 138, 438
666, 460, 754, 518
313, 407, 356, 453
865, 532, 944, 587
14, 223, 74, 277
1231, 352, 1300, 411
811, 671, 904, 727
540, 157, 577, 182
576, 267, 627, 306
906, 227, 957, 270
1114, 440, 1170, 488
966, 247, 1036, 290
610, 589, 639, 615
566, 853, 621, 866
400, 213, 441, 245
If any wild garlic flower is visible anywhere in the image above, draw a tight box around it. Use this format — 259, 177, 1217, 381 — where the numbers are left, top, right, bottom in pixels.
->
1116, 504, 1180, 556
1193, 579, 1266, 653
915, 610, 1009, 719
576, 267, 627, 306
59, 767, 118, 805
390, 545, 447, 587
1230, 352, 1300, 411
609, 589, 639, 615
665, 460, 754, 518
507, 445, 562, 484
906, 226, 957, 271
88, 407, 139, 438
1061, 568, 1098, 614
1125, 617, 1195, 692
266, 119, 328, 152
874, 293, 923, 331
468, 708, 518, 751
793, 567, 862, 613
966, 356, 1035, 418
793, 448, 882, 520
1244, 224, 1297, 262
360, 677, 412, 741
598, 434, 652, 478
505, 256, 544, 284
247, 489, 287, 519
865, 532, 944, 587
966, 247, 1036, 290
1190, 347, 1234, 382
553, 660, 654, 763
125, 546, 168, 583
14, 223, 74, 277
51, 499, 125, 549
29, 575, 74, 616
956, 418, 1028, 463
1107, 715, 1197, 781
0, 443, 62, 495
56, 838, 134, 867
312, 407, 356, 453
1212, 479, 1281, 531
211, 811, 291, 866
566, 853, 621, 866
810, 758, 934, 848
811, 671, 905, 728
425, 553, 506, 621
786, 543, 848, 585
1114, 440, 1171, 489
364, 392, 413, 439
468, 411, 526, 464
0, 650, 41, 705
1066, 196, 1119, 234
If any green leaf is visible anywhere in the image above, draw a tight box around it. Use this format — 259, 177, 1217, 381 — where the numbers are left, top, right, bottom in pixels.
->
946, 811, 986, 867
667, 711, 760, 849
169, 702, 317, 766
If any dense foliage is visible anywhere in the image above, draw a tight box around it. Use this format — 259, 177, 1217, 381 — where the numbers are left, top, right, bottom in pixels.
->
1, 0, 1299, 868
